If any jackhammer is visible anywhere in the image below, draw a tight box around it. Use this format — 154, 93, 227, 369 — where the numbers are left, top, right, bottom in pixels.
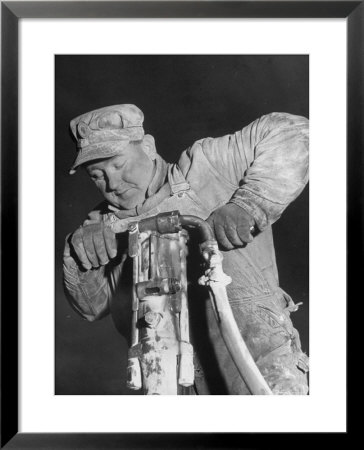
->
110, 211, 273, 395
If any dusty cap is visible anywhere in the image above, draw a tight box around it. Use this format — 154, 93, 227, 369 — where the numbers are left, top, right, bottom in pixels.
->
69, 104, 144, 174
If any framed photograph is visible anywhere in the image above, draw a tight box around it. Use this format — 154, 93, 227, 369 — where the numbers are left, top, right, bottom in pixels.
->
2, 1, 359, 447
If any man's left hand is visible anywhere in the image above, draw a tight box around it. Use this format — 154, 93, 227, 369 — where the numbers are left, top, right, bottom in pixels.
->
206, 203, 255, 250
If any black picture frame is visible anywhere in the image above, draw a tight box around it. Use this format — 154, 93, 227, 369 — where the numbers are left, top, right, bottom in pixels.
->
1, 1, 359, 448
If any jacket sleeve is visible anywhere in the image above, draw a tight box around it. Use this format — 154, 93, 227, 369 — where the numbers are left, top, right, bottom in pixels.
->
201, 112, 309, 231
62, 203, 125, 322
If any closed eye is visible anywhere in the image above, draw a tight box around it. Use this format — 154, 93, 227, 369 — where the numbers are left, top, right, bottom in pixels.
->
90, 173, 104, 181
113, 161, 126, 170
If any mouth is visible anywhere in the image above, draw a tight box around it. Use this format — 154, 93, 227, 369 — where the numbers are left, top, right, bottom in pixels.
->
113, 187, 133, 196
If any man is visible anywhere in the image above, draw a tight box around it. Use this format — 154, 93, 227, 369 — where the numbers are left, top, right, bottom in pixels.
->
63, 104, 309, 395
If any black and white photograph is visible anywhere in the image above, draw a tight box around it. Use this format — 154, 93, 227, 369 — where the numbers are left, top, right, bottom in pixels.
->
3, 0, 356, 443
56, 55, 309, 396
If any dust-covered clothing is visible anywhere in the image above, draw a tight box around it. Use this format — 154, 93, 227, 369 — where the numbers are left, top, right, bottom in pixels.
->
63, 112, 309, 394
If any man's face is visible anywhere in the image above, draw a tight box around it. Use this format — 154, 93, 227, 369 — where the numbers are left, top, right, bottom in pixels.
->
84, 142, 155, 209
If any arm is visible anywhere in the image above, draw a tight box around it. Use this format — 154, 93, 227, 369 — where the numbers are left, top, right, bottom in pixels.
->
63, 253, 115, 322
63, 204, 126, 321
203, 112, 309, 232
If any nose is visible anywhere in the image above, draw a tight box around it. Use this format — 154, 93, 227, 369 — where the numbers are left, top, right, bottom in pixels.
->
106, 170, 121, 192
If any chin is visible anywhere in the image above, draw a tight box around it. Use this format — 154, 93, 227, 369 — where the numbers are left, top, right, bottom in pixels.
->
117, 201, 137, 210
113, 192, 144, 210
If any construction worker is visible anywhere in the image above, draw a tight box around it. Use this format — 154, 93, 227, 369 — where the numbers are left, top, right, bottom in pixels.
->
63, 104, 309, 394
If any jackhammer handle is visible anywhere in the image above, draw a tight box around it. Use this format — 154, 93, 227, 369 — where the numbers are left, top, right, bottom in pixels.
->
179, 215, 214, 242
138, 211, 181, 234
136, 212, 215, 242
110, 211, 181, 235
111, 211, 215, 244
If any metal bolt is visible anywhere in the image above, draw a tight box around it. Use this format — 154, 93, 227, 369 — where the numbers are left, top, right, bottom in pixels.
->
128, 223, 138, 232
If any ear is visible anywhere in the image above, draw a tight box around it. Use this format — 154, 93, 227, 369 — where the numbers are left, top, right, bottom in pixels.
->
141, 134, 157, 160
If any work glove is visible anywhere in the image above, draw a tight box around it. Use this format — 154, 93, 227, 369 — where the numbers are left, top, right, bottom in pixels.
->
65, 220, 118, 270
206, 203, 255, 250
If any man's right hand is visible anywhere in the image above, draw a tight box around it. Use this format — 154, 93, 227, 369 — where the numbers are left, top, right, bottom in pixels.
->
66, 221, 118, 270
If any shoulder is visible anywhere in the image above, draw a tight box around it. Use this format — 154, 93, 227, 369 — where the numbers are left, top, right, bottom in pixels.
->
177, 138, 219, 182
253, 112, 308, 137
258, 112, 308, 125
176, 135, 239, 195
177, 134, 233, 174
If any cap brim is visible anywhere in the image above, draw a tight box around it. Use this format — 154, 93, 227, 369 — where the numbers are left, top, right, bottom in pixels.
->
69, 139, 131, 174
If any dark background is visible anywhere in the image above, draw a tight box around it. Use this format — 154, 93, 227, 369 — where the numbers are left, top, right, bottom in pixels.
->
55, 55, 309, 395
